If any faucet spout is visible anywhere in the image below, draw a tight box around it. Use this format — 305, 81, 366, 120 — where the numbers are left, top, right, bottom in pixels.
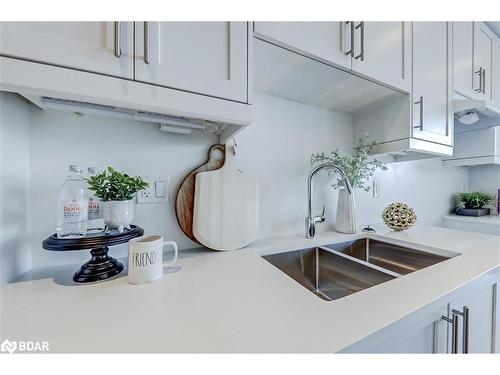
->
306, 163, 353, 239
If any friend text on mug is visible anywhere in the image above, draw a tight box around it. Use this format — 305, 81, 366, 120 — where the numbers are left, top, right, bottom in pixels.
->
132, 251, 157, 267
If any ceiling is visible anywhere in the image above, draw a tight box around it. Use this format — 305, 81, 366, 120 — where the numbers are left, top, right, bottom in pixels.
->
485, 22, 500, 38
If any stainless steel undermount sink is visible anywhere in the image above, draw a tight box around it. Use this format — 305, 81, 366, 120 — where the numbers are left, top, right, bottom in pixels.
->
263, 238, 455, 301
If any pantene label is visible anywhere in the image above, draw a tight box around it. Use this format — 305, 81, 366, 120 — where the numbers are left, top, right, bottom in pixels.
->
88, 196, 101, 220
64, 198, 83, 220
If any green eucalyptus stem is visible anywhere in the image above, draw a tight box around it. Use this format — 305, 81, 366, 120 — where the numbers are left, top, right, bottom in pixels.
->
311, 137, 387, 192
85, 166, 149, 202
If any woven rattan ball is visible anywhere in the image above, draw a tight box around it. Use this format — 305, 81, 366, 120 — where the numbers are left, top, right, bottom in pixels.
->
382, 202, 417, 231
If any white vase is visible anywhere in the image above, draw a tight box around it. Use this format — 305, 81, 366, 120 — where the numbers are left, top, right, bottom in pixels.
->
103, 200, 134, 233
336, 188, 357, 234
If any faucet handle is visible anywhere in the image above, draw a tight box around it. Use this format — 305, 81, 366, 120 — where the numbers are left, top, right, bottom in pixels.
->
315, 205, 326, 223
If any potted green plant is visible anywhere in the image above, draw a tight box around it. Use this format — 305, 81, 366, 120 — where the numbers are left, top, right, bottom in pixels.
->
311, 137, 387, 233
86, 167, 149, 232
455, 192, 494, 217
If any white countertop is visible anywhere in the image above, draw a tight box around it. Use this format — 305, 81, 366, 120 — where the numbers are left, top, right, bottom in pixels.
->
443, 214, 500, 226
1, 224, 500, 353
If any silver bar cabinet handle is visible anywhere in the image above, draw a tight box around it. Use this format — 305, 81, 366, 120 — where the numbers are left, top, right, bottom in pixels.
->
413, 96, 424, 131
474, 68, 482, 92
463, 306, 470, 353
144, 21, 150, 64
355, 21, 364, 61
442, 312, 460, 354
345, 21, 354, 57
114, 21, 121, 58
482, 69, 486, 94
453, 306, 470, 354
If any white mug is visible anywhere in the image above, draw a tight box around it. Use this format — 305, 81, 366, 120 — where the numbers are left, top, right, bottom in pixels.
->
128, 235, 178, 285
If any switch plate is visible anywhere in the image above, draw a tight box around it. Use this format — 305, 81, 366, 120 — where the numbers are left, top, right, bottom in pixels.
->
136, 176, 169, 204
372, 180, 380, 198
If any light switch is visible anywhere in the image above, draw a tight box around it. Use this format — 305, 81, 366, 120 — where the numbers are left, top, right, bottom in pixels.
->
155, 181, 166, 198
136, 176, 169, 204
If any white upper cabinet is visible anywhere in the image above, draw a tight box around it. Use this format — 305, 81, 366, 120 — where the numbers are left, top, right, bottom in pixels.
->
497, 42, 500, 108
0, 22, 133, 79
453, 21, 497, 106
474, 22, 496, 104
253, 22, 351, 69
351, 22, 410, 92
254, 21, 410, 92
453, 22, 475, 98
134, 22, 248, 103
353, 22, 453, 158
411, 22, 452, 146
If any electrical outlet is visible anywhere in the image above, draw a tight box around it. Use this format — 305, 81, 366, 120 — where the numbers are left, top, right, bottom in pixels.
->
136, 176, 169, 204
372, 180, 380, 198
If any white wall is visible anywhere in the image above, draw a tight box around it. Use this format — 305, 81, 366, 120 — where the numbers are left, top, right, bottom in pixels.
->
356, 159, 469, 225
0, 93, 31, 283
0, 92, 470, 277
25, 93, 353, 269
469, 165, 500, 198
28, 97, 218, 269
237, 94, 354, 237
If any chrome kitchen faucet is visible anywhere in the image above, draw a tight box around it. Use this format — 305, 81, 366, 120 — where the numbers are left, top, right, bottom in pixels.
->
305, 163, 353, 239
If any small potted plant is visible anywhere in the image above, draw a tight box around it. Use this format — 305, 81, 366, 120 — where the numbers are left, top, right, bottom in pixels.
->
86, 167, 149, 232
456, 192, 494, 217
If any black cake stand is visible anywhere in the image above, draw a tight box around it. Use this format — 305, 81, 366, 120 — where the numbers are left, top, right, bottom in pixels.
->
42, 225, 144, 283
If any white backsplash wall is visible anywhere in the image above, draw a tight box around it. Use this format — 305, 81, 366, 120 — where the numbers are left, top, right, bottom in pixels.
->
0, 93, 32, 283
469, 165, 500, 197
236, 94, 354, 238
27, 99, 218, 269
25, 93, 353, 270
1, 92, 470, 276
355, 159, 469, 226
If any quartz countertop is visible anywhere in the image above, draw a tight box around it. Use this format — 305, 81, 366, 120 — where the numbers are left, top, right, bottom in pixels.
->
443, 214, 500, 226
1, 224, 499, 353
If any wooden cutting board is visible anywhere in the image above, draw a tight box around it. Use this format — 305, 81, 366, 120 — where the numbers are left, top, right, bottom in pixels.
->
175, 144, 225, 243
192, 139, 258, 251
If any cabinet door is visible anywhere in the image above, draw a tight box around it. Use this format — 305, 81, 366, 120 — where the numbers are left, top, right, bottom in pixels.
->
342, 302, 449, 353
0, 22, 133, 79
474, 22, 496, 104
453, 22, 475, 98
253, 22, 351, 69
448, 272, 499, 353
135, 22, 248, 103
496, 43, 500, 109
351, 22, 410, 92
412, 22, 452, 147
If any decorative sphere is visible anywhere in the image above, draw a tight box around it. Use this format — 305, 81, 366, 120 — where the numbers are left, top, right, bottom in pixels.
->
382, 202, 417, 231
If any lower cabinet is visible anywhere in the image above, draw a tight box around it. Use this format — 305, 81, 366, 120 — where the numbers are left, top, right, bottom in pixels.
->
342, 270, 499, 353
447, 272, 499, 353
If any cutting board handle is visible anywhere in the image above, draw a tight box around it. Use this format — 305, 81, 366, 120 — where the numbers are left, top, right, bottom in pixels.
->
224, 138, 237, 169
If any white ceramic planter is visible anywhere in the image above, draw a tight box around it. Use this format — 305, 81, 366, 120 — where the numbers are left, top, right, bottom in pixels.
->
336, 188, 357, 234
103, 200, 134, 233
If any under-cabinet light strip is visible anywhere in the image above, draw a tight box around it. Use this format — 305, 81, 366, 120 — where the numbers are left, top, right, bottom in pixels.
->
40, 97, 219, 134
